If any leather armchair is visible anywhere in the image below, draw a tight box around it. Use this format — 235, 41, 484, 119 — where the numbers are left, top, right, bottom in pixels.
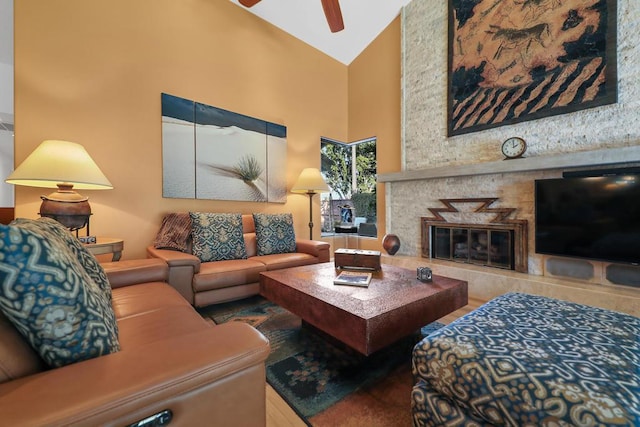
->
0, 259, 270, 426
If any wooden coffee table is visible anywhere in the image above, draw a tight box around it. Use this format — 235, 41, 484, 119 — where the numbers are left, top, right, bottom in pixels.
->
259, 263, 468, 356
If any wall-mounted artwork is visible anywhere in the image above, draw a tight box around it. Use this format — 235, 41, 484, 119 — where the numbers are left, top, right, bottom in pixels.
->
447, 0, 617, 136
161, 93, 287, 203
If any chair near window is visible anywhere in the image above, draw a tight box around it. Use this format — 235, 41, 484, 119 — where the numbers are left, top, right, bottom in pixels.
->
357, 222, 377, 237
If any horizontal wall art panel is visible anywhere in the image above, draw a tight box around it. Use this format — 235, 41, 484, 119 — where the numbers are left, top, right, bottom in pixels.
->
161, 93, 287, 203
447, 0, 617, 136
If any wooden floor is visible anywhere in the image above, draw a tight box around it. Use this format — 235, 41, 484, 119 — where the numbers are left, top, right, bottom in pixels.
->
265, 297, 485, 427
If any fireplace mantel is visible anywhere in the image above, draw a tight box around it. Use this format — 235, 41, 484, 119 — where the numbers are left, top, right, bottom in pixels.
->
377, 146, 640, 183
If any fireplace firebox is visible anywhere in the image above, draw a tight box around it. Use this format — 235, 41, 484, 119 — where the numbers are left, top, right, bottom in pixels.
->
421, 198, 528, 273
432, 226, 513, 269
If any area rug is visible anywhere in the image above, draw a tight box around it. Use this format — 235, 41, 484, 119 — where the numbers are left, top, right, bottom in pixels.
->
198, 296, 444, 426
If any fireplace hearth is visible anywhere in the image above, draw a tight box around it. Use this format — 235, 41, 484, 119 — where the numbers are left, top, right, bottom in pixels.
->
421, 198, 528, 273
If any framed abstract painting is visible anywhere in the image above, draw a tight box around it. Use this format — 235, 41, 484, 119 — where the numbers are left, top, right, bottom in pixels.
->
161, 93, 287, 203
447, 0, 617, 136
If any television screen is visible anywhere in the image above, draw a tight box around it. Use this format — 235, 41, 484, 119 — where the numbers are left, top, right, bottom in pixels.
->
535, 174, 640, 265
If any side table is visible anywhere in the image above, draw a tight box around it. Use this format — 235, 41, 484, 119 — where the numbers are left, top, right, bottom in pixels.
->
84, 237, 124, 261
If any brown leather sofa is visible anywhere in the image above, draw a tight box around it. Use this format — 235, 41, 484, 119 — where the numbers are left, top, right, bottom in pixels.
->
0, 258, 270, 426
147, 214, 331, 307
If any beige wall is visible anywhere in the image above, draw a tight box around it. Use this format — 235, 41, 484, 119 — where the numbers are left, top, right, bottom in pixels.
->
348, 17, 402, 250
14, 0, 352, 259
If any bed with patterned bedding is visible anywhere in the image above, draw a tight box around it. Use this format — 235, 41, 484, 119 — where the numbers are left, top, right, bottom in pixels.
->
411, 292, 640, 427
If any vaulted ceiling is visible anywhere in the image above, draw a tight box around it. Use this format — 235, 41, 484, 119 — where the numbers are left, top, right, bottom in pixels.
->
229, 0, 412, 65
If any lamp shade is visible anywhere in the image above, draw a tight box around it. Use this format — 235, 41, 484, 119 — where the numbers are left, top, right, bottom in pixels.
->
5, 140, 112, 231
291, 168, 329, 194
6, 140, 113, 190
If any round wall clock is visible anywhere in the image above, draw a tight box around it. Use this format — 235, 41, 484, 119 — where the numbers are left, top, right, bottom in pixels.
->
501, 137, 527, 159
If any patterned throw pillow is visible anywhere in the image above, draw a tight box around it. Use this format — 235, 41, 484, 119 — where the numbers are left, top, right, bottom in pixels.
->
153, 212, 192, 252
0, 223, 120, 368
189, 212, 247, 262
253, 213, 296, 256
10, 217, 113, 301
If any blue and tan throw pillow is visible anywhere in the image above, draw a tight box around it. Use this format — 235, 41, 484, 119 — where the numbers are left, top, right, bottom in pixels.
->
0, 223, 120, 368
189, 212, 247, 262
153, 212, 192, 252
10, 217, 113, 301
253, 213, 296, 256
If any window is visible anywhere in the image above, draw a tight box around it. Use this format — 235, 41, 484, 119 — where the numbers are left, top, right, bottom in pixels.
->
320, 137, 377, 237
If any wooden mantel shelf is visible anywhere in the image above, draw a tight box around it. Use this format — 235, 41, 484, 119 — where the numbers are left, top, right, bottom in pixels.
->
377, 146, 640, 183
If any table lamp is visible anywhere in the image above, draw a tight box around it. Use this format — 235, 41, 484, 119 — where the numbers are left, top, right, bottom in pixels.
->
291, 167, 330, 240
5, 140, 113, 233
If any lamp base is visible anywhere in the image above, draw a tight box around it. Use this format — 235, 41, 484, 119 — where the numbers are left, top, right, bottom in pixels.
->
40, 187, 92, 231
39, 208, 91, 232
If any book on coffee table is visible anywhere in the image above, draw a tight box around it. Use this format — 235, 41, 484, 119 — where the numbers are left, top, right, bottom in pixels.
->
333, 271, 372, 287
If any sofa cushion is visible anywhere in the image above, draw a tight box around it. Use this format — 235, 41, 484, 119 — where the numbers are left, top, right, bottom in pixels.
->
193, 259, 267, 292
244, 233, 258, 258
242, 214, 258, 257
102, 259, 168, 289
0, 223, 120, 368
154, 212, 191, 252
10, 217, 112, 301
253, 213, 296, 255
190, 212, 248, 262
241, 214, 256, 234
0, 311, 45, 384
112, 282, 191, 319
252, 252, 318, 271
117, 305, 211, 349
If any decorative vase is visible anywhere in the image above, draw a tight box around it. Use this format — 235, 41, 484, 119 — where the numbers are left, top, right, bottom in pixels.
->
382, 233, 400, 255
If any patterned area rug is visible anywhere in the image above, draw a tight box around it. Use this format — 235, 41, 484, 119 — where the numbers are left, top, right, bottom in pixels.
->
198, 296, 444, 425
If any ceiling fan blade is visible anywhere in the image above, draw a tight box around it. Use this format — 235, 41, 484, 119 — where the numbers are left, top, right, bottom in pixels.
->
239, 0, 261, 7
321, 0, 345, 33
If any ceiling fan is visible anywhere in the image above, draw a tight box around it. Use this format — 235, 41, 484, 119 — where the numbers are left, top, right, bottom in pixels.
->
238, 0, 345, 33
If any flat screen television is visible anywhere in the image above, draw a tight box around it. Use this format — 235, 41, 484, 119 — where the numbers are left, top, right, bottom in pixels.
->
535, 174, 640, 265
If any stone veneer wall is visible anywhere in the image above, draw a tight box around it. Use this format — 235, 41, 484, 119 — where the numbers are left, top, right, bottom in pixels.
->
387, 0, 640, 308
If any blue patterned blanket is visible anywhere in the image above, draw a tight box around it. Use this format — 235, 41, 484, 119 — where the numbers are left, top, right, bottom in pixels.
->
412, 292, 640, 426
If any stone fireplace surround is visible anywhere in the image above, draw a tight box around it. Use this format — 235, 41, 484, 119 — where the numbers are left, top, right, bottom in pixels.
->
395, 0, 640, 315
378, 147, 640, 316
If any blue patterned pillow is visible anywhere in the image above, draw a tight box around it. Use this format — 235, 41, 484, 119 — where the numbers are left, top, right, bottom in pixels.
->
10, 217, 112, 301
253, 213, 296, 255
189, 212, 247, 262
0, 223, 120, 368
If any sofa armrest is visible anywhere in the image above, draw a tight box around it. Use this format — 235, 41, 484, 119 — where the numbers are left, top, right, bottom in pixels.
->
0, 322, 270, 427
296, 239, 331, 262
147, 246, 201, 273
101, 259, 169, 289
147, 247, 201, 305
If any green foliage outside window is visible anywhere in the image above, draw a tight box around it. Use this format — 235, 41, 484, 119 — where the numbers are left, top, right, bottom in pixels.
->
321, 138, 377, 231
321, 142, 351, 199
351, 192, 376, 222
355, 141, 376, 194
321, 139, 376, 199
